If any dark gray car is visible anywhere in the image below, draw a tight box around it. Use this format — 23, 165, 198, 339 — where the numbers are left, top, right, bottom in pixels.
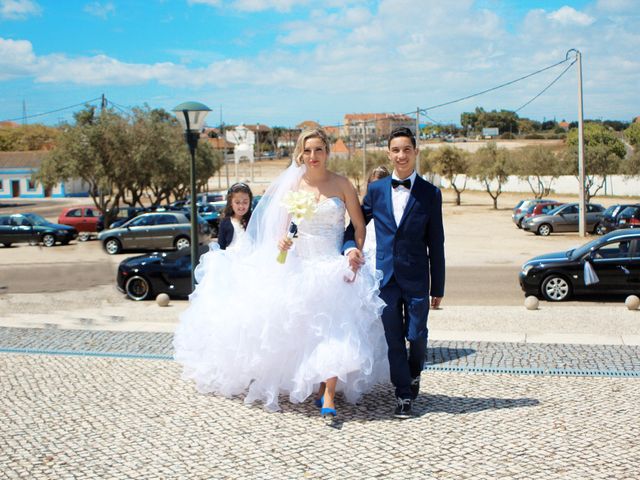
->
522, 203, 605, 236
98, 212, 210, 254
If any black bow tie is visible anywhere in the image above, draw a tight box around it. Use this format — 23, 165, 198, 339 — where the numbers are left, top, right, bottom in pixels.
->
391, 178, 411, 189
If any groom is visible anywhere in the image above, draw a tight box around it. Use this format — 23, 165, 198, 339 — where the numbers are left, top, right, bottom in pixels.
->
345, 127, 445, 419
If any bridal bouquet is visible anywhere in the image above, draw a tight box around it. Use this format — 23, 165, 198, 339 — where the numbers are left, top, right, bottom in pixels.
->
277, 190, 317, 264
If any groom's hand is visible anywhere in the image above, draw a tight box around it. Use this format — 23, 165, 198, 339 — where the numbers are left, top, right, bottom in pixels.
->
346, 249, 365, 273
431, 297, 443, 309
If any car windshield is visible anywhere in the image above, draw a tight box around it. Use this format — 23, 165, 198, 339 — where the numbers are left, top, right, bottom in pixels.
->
23, 213, 48, 226
603, 206, 617, 218
546, 205, 565, 215
569, 237, 605, 260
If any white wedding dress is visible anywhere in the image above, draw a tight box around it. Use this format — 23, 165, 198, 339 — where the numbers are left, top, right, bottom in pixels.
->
173, 192, 389, 411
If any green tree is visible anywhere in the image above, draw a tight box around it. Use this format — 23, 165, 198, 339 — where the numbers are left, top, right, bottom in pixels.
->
328, 150, 388, 194
0, 124, 60, 151
512, 146, 562, 199
624, 122, 640, 148
36, 107, 131, 218
429, 146, 470, 205
565, 123, 626, 202
471, 143, 510, 209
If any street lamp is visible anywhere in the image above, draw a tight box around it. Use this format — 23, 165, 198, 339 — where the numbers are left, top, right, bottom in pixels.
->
172, 101, 211, 291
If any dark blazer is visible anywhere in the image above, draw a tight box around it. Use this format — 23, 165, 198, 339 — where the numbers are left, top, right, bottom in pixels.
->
345, 175, 445, 296
217, 217, 234, 250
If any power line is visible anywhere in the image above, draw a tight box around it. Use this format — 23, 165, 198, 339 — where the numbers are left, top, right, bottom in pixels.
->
0, 96, 103, 123
514, 59, 576, 113
421, 57, 573, 112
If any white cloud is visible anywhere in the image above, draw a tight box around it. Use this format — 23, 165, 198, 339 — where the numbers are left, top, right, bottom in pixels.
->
595, 0, 637, 11
83, 1, 115, 19
0, 0, 41, 20
1, 1, 639, 124
0, 37, 37, 79
547, 6, 595, 26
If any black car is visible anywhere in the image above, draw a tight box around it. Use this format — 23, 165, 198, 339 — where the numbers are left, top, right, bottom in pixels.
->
519, 229, 640, 301
0, 213, 78, 247
600, 204, 637, 234
616, 205, 640, 230
117, 245, 209, 300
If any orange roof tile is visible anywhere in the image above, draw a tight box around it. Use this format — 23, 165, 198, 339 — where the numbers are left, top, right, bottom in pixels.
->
332, 138, 349, 154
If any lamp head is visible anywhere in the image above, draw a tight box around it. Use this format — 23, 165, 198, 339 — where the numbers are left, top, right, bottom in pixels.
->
172, 101, 211, 132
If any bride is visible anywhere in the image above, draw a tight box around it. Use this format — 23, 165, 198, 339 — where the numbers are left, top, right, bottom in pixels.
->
173, 128, 389, 416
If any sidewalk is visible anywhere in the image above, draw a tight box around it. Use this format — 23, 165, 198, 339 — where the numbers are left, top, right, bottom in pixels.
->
1, 285, 639, 345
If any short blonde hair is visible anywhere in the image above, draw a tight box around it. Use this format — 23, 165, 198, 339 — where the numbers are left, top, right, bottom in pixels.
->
293, 128, 331, 166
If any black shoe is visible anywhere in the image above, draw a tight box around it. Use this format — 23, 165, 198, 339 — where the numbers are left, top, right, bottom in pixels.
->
410, 377, 420, 400
394, 397, 412, 419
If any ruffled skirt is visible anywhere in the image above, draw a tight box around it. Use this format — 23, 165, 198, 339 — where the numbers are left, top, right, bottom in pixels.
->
173, 244, 389, 411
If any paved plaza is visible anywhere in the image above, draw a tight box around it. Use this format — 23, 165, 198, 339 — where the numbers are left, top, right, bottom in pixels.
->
2, 327, 640, 479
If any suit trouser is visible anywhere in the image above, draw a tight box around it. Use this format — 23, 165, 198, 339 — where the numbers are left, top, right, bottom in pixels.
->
379, 277, 430, 399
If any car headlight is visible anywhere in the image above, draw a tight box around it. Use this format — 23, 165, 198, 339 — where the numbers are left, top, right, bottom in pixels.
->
522, 264, 534, 276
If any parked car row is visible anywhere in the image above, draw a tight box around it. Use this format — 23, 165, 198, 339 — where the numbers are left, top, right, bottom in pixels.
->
0, 213, 78, 247
514, 199, 640, 237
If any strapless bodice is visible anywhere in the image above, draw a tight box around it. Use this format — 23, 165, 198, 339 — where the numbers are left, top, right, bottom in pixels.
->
295, 197, 345, 259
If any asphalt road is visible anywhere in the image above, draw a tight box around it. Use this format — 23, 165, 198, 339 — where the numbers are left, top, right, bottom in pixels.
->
0, 262, 526, 305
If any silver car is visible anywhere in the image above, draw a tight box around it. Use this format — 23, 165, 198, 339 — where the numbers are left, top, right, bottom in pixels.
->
98, 212, 211, 254
522, 203, 605, 236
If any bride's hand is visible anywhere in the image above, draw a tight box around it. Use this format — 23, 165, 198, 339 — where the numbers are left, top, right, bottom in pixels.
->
278, 237, 293, 251
346, 249, 364, 273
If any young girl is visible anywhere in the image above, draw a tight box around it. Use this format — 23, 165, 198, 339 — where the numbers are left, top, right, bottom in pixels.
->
217, 183, 253, 250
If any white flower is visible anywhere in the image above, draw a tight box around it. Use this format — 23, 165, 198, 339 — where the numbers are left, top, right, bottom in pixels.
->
281, 190, 317, 223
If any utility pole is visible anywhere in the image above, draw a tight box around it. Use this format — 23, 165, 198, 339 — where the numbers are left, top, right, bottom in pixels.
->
101, 93, 107, 111
22, 100, 27, 125
573, 49, 587, 237
415, 107, 421, 175
362, 120, 367, 193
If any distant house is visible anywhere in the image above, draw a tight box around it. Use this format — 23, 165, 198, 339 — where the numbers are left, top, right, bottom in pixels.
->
205, 137, 235, 154
323, 125, 340, 138
343, 113, 415, 140
558, 121, 570, 131
297, 120, 321, 131
0, 151, 89, 199
634, 116, 640, 124
331, 138, 350, 159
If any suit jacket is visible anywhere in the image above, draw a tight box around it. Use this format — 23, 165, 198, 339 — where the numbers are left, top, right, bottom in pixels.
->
345, 175, 445, 296
217, 217, 234, 250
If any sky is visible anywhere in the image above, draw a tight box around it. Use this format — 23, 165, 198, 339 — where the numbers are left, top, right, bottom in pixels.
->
0, 0, 638, 128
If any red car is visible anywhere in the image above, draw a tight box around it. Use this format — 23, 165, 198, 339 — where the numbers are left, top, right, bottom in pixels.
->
522, 202, 564, 223
58, 205, 101, 241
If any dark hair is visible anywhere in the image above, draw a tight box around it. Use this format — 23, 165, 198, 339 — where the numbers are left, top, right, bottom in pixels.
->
388, 127, 416, 148
223, 183, 253, 229
367, 165, 391, 184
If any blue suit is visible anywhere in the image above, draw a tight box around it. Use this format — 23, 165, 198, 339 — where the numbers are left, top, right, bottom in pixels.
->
345, 175, 445, 399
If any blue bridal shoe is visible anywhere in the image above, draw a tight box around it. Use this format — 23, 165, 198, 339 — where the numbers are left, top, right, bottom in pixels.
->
321, 407, 337, 418
314, 396, 324, 408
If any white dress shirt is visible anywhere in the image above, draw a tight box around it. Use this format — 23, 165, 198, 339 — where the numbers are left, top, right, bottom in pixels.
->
391, 170, 417, 226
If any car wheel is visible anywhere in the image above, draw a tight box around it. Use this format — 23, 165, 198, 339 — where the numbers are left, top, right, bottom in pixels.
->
78, 232, 91, 242
175, 236, 190, 250
2, 242, 11, 247
42, 234, 56, 247
594, 223, 606, 235
537, 223, 552, 236
125, 275, 152, 301
210, 224, 219, 237
104, 238, 122, 255
517, 218, 524, 229
541, 274, 572, 301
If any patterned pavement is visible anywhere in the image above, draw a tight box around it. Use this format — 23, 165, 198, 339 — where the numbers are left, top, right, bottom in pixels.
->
2, 326, 640, 479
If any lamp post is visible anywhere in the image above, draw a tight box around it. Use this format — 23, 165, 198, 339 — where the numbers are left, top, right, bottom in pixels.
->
172, 101, 211, 291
